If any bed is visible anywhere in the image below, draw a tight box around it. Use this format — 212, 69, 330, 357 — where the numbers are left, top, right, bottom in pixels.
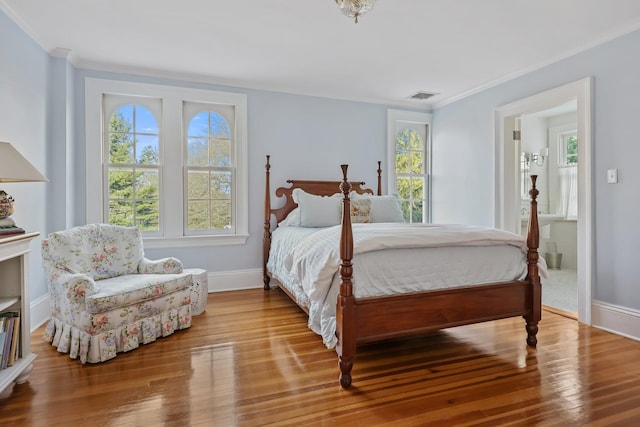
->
262, 155, 543, 388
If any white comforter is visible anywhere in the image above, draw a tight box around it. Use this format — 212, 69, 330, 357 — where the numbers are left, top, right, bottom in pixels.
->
273, 223, 546, 348
285, 223, 534, 301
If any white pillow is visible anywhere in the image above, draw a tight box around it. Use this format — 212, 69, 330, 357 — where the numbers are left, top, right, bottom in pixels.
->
292, 188, 342, 227
352, 194, 405, 223
279, 208, 300, 226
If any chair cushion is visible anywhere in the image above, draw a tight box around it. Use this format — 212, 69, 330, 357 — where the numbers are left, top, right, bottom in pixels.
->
46, 224, 144, 280
85, 273, 193, 314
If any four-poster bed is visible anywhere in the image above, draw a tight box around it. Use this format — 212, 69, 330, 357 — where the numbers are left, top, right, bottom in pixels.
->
263, 155, 542, 388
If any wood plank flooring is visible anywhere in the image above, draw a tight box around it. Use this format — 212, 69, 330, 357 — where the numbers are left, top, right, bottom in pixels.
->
1, 288, 640, 426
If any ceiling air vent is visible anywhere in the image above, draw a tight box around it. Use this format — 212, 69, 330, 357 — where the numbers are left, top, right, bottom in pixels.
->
408, 91, 438, 101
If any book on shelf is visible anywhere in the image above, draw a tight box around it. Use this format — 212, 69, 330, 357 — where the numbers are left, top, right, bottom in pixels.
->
0, 311, 21, 369
2, 318, 14, 368
7, 312, 21, 366
0, 332, 5, 368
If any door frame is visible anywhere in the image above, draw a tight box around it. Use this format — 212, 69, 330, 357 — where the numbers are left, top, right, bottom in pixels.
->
494, 77, 593, 324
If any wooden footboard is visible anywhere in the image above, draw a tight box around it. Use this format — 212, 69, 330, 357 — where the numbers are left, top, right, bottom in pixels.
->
335, 165, 541, 388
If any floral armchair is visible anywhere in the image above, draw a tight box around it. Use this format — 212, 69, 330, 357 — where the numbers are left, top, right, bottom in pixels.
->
41, 224, 193, 363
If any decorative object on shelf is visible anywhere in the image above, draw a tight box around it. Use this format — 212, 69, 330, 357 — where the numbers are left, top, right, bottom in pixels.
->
0, 142, 48, 227
0, 191, 14, 219
335, 0, 376, 23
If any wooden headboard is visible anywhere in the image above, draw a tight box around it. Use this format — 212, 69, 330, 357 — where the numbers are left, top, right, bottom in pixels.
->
262, 155, 382, 289
264, 156, 382, 224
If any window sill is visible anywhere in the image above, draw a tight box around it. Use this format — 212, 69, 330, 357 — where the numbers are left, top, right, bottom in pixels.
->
143, 234, 249, 249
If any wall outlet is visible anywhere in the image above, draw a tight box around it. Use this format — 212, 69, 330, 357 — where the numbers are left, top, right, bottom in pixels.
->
607, 169, 618, 184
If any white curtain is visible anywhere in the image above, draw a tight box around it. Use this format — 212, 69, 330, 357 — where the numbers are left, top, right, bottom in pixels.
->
556, 166, 578, 219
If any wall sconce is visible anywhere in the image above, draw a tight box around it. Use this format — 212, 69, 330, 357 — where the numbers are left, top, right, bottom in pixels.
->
522, 148, 549, 167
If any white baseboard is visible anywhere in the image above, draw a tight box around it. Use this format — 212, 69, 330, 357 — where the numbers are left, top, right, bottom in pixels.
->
207, 268, 264, 292
591, 300, 640, 342
30, 293, 51, 333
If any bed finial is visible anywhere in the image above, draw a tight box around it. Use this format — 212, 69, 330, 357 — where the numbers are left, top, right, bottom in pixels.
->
339, 164, 352, 195
377, 161, 382, 196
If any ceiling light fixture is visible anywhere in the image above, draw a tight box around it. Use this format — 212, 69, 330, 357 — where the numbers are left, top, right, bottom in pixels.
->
335, 0, 376, 24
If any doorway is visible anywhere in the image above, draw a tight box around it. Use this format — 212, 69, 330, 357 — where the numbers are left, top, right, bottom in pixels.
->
494, 78, 593, 325
520, 105, 578, 316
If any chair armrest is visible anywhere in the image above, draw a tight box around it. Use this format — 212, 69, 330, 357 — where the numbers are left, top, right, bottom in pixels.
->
49, 271, 97, 309
138, 257, 184, 274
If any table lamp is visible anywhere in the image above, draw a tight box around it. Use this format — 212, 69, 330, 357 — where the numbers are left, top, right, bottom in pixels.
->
0, 141, 48, 235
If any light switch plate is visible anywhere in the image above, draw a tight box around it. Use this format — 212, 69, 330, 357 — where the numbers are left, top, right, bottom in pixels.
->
607, 169, 618, 184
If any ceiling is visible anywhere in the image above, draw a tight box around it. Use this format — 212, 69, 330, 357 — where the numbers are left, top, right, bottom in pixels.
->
3, 0, 640, 109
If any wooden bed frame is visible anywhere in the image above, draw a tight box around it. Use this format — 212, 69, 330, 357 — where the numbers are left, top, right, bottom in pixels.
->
262, 155, 541, 388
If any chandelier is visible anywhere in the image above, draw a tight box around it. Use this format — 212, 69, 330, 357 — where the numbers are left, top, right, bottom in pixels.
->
335, 0, 376, 24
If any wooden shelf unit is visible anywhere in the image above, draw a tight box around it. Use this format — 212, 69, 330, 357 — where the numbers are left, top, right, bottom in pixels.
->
0, 231, 39, 394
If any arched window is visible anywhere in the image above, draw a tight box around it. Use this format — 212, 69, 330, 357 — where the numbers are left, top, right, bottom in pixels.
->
106, 102, 160, 231
185, 108, 235, 233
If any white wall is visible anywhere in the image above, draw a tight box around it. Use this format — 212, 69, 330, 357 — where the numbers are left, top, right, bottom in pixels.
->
433, 28, 640, 312
0, 11, 50, 300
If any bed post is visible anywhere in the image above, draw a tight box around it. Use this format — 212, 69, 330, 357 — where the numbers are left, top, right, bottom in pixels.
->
263, 155, 272, 290
337, 164, 356, 388
525, 174, 541, 347
377, 161, 382, 196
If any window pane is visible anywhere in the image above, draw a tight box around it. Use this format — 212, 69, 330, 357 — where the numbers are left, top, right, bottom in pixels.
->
211, 172, 232, 198
115, 105, 134, 129
135, 170, 159, 199
210, 138, 231, 167
188, 137, 209, 166
109, 201, 134, 226
409, 131, 423, 151
411, 177, 424, 200
188, 201, 209, 230
109, 106, 134, 164
109, 169, 134, 199
187, 171, 209, 199
410, 151, 424, 174
136, 135, 159, 165
411, 200, 424, 223
211, 200, 231, 229
395, 152, 409, 174
400, 200, 411, 223
188, 112, 209, 137
210, 113, 231, 138
396, 130, 410, 151
134, 106, 158, 134
567, 135, 578, 165
396, 177, 410, 199
136, 201, 159, 231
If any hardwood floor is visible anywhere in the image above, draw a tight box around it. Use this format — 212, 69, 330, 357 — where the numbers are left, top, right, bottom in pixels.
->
2, 288, 640, 426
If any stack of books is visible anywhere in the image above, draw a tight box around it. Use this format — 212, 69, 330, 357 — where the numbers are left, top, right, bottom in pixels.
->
0, 310, 21, 369
0, 217, 25, 237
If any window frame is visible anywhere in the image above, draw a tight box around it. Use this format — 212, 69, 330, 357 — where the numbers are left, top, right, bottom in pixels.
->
386, 109, 433, 223
85, 78, 248, 248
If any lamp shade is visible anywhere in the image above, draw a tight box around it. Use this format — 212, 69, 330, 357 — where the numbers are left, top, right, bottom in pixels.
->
0, 141, 48, 182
